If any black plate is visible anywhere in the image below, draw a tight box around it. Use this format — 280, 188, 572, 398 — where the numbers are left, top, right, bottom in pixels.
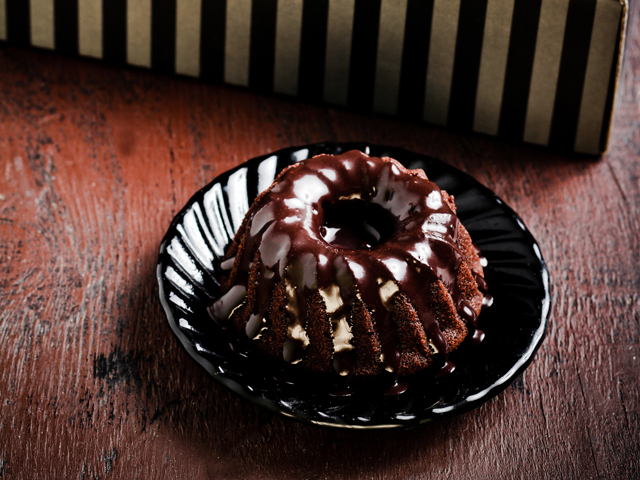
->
157, 143, 550, 429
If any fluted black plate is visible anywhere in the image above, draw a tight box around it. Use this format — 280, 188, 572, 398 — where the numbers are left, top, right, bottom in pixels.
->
157, 143, 550, 429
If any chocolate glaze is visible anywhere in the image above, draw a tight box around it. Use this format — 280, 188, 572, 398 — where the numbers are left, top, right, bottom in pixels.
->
384, 381, 409, 396
212, 150, 489, 386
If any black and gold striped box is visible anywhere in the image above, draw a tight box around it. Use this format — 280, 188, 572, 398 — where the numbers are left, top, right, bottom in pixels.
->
0, 0, 628, 154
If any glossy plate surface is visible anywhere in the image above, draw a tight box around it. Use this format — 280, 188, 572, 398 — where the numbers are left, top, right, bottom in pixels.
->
157, 143, 551, 429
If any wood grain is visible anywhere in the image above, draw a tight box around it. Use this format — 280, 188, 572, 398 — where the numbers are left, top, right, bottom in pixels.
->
0, 23, 639, 479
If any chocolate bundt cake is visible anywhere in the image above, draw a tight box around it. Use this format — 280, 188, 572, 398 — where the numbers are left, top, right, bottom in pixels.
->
210, 150, 490, 384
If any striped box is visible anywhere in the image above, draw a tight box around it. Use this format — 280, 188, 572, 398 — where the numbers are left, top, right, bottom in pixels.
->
0, 0, 628, 154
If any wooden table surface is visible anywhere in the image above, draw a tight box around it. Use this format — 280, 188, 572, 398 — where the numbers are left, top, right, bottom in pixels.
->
1, 25, 639, 480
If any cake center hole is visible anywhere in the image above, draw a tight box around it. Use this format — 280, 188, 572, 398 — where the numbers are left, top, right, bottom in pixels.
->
321, 199, 395, 249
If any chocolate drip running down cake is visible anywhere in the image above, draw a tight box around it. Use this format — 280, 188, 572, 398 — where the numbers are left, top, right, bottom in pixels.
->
210, 150, 491, 390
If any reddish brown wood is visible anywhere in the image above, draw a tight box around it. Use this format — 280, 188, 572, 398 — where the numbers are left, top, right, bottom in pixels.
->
1, 28, 639, 479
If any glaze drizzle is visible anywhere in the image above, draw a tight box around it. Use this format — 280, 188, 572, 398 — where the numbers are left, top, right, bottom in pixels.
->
212, 150, 488, 379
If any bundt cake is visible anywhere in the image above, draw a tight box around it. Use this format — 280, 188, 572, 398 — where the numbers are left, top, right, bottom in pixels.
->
210, 150, 490, 386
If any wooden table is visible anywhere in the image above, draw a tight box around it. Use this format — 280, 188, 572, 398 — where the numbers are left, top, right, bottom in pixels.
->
1, 28, 639, 479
